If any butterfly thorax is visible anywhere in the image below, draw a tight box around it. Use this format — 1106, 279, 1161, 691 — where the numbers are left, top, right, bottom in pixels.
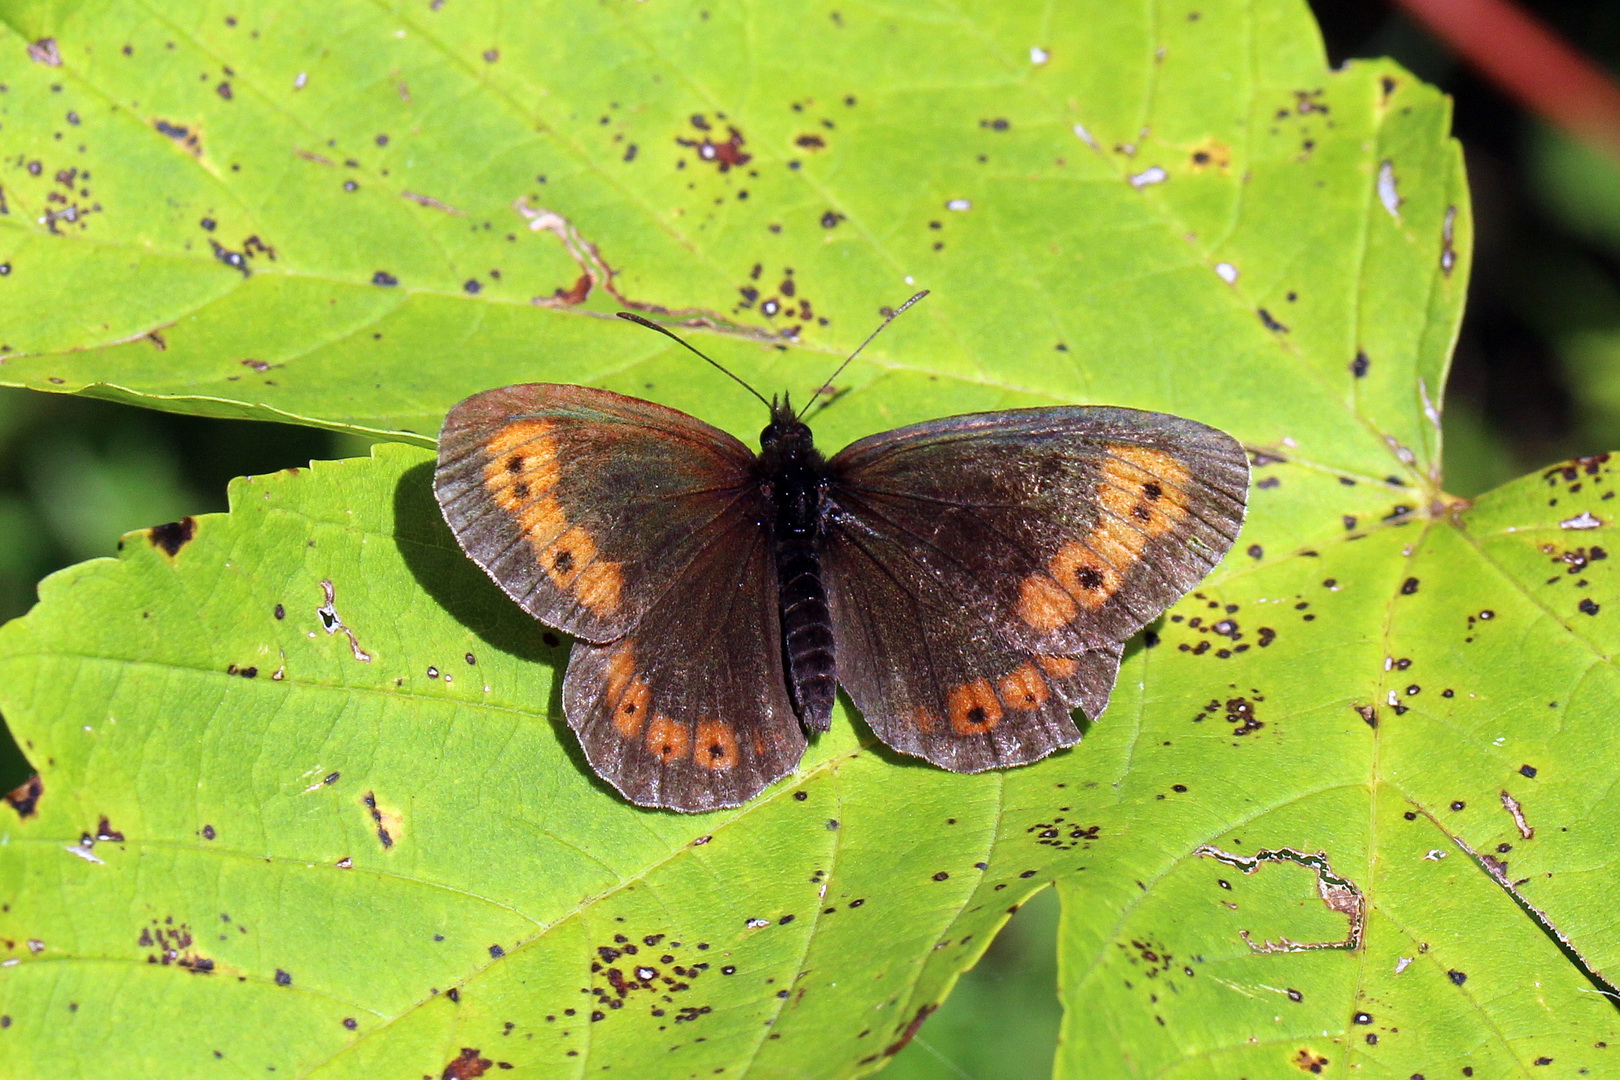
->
757, 397, 837, 734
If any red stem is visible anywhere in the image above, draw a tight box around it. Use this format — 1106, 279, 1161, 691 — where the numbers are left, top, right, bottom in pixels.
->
1393, 0, 1620, 157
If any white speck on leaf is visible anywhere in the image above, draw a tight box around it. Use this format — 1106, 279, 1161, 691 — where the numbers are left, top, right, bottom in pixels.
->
1395, 957, 1413, 974
1129, 166, 1167, 189
294, 71, 307, 89
65, 843, 103, 865
1072, 123, 1097, 148
1420, 379, 1441, 426
1378, 160, 1401, 219
946, 198, 971, 212
1215, 262, 1238, 284
1424, 849, 1446, 861
1560, 511, 1601, 530
1030, 46, 1049, 65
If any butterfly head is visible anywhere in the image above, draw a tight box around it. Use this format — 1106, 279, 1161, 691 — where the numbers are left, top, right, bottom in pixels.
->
760, 393, 814, 456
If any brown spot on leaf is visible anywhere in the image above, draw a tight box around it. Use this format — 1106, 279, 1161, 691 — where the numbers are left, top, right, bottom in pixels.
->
442, 1048, 492, 1079
677, 124, 751, 172
153, 118, 202, 156
5, 775, 41, 819
149, 517, 197, 557
1293, 1048, 1329, 1073
362, 791, 403, 849
884, 1003, 937, 1056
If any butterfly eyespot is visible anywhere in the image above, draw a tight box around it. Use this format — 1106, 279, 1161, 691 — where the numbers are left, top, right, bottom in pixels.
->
512, 481, 530, 500
997, 663, 1049, 711
695, 719, 739, 771
1131, 505, 1152, 522
613, 680, 651, 738
646, 715, 690, 762
948, 680, 1003, 735
1050, 542, 1122, 609
506, 455, 525, 474
542, 527, 596, 588
1142, 481, 1163, 501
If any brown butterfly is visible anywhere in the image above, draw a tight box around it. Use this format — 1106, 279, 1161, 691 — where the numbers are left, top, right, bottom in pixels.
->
435, 298, 1248, 811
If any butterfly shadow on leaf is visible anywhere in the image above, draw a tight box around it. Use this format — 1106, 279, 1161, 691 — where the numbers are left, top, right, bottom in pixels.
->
392, 459, 568, 697
393, 460, 642, 805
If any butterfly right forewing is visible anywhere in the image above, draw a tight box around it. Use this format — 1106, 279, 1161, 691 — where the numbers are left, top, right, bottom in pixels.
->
826, 406, 1248, 656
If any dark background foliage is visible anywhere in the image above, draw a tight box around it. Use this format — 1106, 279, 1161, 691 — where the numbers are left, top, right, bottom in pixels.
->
0, 2, 1614, 1076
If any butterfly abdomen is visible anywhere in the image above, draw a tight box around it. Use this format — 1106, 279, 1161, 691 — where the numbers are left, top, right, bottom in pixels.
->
760, 403, 837, 734
777, 532, 836, 733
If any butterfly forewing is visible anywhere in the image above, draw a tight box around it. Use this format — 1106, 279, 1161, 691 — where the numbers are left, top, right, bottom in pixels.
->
821, 406, 1246, 769
436, 384, 760, 643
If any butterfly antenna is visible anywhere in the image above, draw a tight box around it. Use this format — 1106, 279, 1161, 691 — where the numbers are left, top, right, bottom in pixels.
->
797, 290, 929, 420
616, 312, 773, 410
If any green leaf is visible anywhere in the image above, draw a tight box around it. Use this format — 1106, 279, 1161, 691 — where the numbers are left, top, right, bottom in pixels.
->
2, 1, 1614, 1078
0, 444, 1123, 1078
0, 0, 1462, 479
1054, 457, 1620, 1076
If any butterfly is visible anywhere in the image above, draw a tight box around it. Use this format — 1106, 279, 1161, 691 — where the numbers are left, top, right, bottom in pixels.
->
435, 298, 1249, 812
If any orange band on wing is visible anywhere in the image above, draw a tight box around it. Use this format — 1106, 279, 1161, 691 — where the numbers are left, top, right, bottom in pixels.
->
482, 420, 624, 616
1017, 445, 1194, 627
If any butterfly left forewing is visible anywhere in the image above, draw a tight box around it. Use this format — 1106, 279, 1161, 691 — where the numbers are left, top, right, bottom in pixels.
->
562, 506, 807, 812
822, 405, 1246, 770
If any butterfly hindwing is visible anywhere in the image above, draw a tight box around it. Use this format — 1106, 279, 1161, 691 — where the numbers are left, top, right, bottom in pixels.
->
822, 406, 1246, 769
825, 514, 1126, 770
436, 383, 760, 643
562, 506, 807, 811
